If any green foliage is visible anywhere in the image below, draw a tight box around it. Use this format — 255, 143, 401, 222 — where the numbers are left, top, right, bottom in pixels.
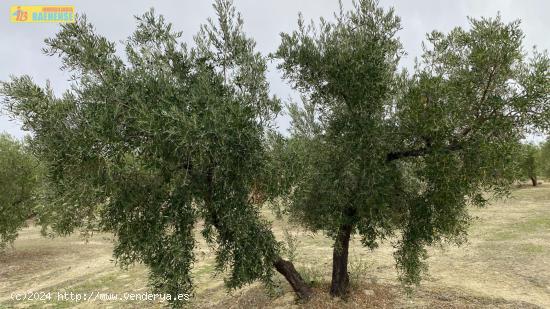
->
0, 134, 40, 249
276, 0, 404, 238
1, 1, 281, 306
276, 0, 549, 287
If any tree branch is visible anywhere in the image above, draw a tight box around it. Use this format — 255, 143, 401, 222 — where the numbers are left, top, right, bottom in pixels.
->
386, 142, 462, 162
387, 65, 501, 163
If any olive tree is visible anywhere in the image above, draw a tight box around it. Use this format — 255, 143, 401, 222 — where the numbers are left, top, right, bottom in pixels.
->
0, 134, 40, 249
518, 143, 540, 186
275, 0, 549, 296
1, 0, 312, 305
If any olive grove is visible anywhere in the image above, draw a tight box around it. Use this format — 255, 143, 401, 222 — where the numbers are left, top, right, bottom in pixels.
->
1, 0, 549, 305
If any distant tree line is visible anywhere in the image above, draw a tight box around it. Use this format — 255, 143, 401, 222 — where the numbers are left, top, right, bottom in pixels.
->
0, 134, 41, 249
517, 139, 550, 186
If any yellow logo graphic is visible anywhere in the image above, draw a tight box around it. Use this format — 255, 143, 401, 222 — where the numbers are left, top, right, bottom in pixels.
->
10, 6, 75, 23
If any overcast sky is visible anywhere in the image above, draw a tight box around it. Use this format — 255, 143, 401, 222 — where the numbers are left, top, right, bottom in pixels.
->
1, 0, 549, 140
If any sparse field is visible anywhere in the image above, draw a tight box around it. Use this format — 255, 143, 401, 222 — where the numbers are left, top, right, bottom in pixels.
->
1, 184, 550, 308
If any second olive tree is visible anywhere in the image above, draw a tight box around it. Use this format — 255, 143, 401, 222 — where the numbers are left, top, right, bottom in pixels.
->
276, 0, 549, 296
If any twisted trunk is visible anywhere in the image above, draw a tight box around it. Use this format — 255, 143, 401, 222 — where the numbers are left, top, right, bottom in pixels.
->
274, 258, 313, 300
531, 176, 537, 187
205, 169, 312, 300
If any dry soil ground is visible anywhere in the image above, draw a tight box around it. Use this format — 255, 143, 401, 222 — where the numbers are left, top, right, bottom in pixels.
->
1, 184, 549, 308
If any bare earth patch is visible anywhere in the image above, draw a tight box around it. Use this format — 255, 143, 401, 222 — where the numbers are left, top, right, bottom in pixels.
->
209, 282, 540, 309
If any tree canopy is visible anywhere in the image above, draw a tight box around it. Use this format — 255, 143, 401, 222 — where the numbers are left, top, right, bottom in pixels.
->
275, 0, 549, 295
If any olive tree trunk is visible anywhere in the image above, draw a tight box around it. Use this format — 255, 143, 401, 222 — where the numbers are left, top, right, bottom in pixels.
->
330, 223, 353, 297
274, 258, 313, 300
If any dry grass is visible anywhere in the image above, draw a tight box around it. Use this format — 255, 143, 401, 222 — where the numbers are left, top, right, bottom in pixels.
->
210, 282, 540, 309
1, 184, 550, 308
